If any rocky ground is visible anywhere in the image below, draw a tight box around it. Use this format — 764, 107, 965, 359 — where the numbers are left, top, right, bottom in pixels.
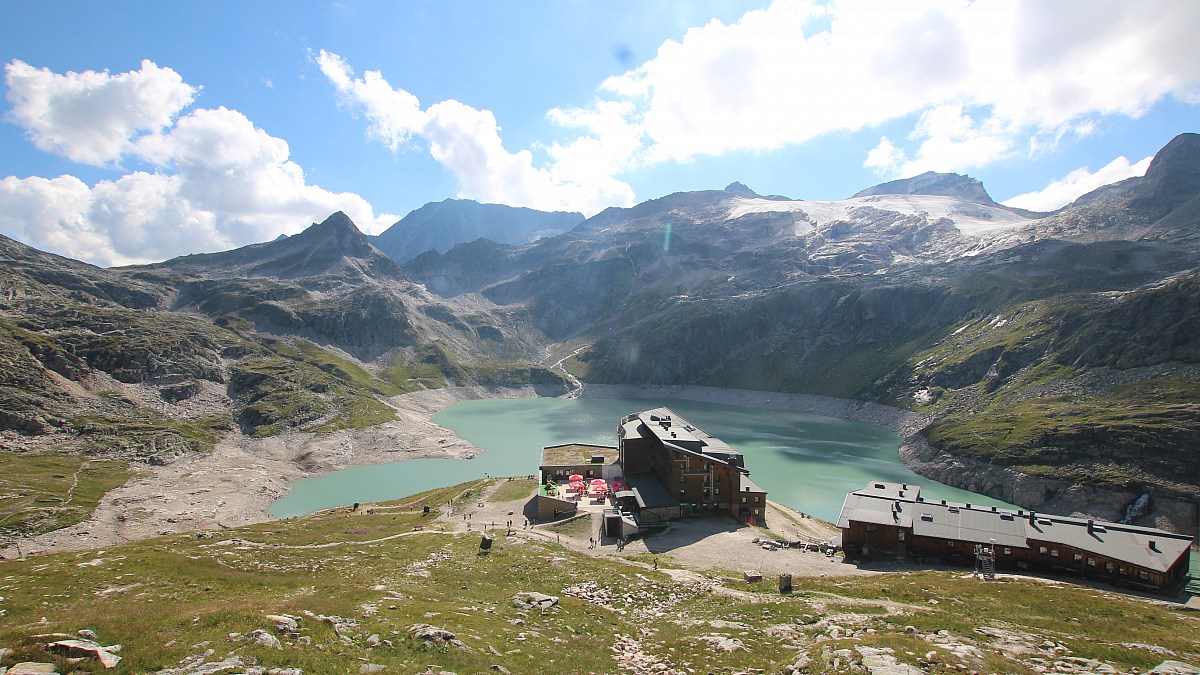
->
0, 386, 520, 558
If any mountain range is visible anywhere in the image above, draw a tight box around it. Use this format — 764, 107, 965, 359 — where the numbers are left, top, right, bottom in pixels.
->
2, 132, 1198, 541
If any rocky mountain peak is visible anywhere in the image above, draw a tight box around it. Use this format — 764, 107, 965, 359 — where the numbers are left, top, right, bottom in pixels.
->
851, 171, 995, 205
371, 199, 583, 264
1143, 132, 1200, 202
292, 211, 373, 258
724, 182, 759, 197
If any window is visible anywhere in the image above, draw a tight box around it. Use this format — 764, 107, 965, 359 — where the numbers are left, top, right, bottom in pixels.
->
753, 508, 760, 515
1003, 548, 1012, 555
1087, 558, 1096, 567
1138, 570, 1151, 580
1105, 562, 1114, 572
741, 497, 747, 503
1038, 546, 1048, 555
866, 525, 879, 533
753, 496, 759, 503
1050, 549, 1059, 557
1073, 553, 1083, 563
715, 488, 720, 494
947, 541, 955, 549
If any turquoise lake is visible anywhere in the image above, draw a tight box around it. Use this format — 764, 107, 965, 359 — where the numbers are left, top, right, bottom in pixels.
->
268, 396, 1015, 522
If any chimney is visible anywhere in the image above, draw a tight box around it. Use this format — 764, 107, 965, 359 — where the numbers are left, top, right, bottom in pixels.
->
1087, 519, 1094, 534
1148, 540, 1157, 551
1029, 511, 1036, 525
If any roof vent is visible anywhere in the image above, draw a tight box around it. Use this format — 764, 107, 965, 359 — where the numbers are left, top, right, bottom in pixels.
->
921, 513, 933, 521
874, 483, 885, 489
948, 507, 960, 514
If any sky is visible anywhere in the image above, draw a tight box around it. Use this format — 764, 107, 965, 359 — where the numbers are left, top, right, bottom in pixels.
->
1, 1, 1198, 267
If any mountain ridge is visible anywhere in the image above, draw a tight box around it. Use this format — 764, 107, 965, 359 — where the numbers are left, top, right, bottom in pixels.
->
2, 132, 1199, 542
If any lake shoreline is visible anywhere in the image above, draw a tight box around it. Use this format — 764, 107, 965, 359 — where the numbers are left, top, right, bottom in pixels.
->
5, 383, 923, 557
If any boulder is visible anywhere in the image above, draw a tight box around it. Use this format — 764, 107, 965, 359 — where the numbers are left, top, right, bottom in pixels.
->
8, 664, 60, 675
1149, 661, 1200, 675
511, 592, 558, 610
248, 629, 282, 649
47, 638, 122, 668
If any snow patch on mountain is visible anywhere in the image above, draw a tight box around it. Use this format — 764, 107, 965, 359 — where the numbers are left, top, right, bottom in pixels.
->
728, 195, 1033, 237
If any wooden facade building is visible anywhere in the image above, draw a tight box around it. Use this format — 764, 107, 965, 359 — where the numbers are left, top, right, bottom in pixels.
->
618, 407, 767, 523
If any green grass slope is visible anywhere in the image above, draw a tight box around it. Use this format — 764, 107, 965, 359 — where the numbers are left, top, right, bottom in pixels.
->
0, 481, 1195, 674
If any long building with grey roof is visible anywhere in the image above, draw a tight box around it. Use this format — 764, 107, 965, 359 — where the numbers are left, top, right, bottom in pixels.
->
837, 481, 1193, 592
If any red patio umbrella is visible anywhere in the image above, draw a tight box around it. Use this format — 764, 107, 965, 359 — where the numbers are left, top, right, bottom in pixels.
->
590, 478, 607, 485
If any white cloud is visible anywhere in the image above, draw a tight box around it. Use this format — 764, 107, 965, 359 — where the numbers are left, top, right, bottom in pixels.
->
316, 50, 425, 152
315, 49, 634, 215
312, 1, 1199, 214
1, 60, 397, 267
585, 0, 1200, 176
866, 104, 1016, 178
4, 59, 196, 166
863, 137, 905, 175
1002, 155, 1153, 212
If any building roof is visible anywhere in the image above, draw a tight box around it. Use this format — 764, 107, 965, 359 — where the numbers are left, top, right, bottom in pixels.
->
739, 474, 766, 494
540, 443, 618, 468
836, 492, 913, 529
856, 481, 922, 502
912, 502, 1028, 549
838, 482, 1194, 572
1025, 514, 1193, 574
633, 407, 745, 469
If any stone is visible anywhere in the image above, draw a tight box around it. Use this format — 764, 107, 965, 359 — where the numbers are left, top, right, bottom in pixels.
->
248, 629, 282, 650
697, 635, 748, 653
264, 614, 299, 633
359, 665, 385, 673
47, 638, 122, 668
367, 634, 381, 646
8, 664, 60, 675
1149, 662, 1200, 675
77, 628, 97, 639
511, 592, 558, 610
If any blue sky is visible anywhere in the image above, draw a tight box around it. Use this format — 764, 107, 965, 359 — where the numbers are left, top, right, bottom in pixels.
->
1, 0, 1198, 266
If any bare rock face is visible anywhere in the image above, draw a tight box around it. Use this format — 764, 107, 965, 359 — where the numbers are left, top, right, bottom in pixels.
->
899, 435, 1199, 535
